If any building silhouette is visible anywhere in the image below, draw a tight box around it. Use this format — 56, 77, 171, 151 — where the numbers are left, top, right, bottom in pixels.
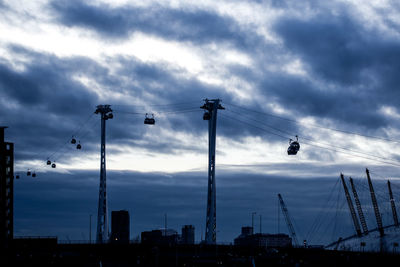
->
181, 225, 195, 244
141, 229, 179, 245
110, 210, 130, 243
0, 127, 13, 248
234, 226, 292, 247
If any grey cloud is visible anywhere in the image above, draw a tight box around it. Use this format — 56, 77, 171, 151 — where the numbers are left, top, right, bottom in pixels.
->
257, 9, 400, 132
0, 47, 102, 163
50, 0, 256, 49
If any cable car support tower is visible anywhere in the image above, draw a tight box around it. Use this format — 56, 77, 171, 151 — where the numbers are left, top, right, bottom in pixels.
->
201, 99, 224, 244
95, 105, 113, 243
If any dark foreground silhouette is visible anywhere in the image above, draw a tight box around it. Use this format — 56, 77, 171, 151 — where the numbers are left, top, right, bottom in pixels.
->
2, 238, 400, 267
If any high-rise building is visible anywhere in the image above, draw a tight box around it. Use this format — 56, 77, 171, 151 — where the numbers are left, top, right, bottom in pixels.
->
0, 127, 13, 248
110, 210, 130, 243
181, 225, 195, 244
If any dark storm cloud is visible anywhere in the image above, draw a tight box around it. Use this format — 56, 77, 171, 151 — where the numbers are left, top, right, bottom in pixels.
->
259, 73, 389, 129
0, 48, 98, 111
49, 0, 399, 139
0, 47, 102, 162
265, 10, 400, 132
50, 0, 256, 49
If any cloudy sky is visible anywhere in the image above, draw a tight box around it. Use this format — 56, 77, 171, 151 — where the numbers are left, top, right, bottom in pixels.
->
1, 0, 400, 244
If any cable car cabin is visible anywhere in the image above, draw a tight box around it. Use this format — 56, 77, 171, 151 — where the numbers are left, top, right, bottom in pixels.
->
15, 174, 20, 179
76, 142, 82, 149
27, 170, 31, 176
203, 112, 211, 120
287, 142, 300, 155
51, 163, 56, 168
47, 160, 51, 165
287, 137, 300, 155
71, 137, 76, 144
144, 114, 155, 125
32, 173, 36, 178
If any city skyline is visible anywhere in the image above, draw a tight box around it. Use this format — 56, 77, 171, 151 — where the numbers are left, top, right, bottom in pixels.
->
1, 0, 400, 245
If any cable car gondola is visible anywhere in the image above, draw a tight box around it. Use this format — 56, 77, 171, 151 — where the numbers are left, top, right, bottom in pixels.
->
287, 135, 300, 155
47, 159, 51, 165
27, 169, 31, 176
15, 174, 20, 179
76, 141, 81, 150
32, 172, 36, 178
144, 113, 155, 125
71, 136, 76, 144
51, 162, 56, 168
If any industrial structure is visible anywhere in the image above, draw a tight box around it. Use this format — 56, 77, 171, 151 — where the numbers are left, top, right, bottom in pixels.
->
200, 99, 224, 244
94, 105, 113, 243
340, 173, 362, 237
278, 193, 299, 247
326, 169, 400, 252
0, 127, 13, 248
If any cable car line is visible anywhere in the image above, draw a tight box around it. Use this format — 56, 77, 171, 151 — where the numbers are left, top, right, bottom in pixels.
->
112, 100, 202, 108
224, 102, 400, 144
40, 114, 98, 172
114, 107, 200, 115
24, 105, 200, 175
226, 108, 400, 164
225, 109, 294, 136
221, 113, 400, 167
17, 100, 400, 180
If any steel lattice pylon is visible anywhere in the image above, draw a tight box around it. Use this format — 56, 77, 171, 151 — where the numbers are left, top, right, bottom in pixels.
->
201, 99, 224, 244
95, 105, 113, 243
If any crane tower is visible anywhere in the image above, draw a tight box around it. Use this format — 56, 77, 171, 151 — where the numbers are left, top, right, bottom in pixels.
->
201, 99, 224, 244
278, 193, 299, 247
95, 105, 113, 243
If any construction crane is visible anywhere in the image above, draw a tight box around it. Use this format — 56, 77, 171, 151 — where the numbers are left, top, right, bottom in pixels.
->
278, 193, 299, 247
